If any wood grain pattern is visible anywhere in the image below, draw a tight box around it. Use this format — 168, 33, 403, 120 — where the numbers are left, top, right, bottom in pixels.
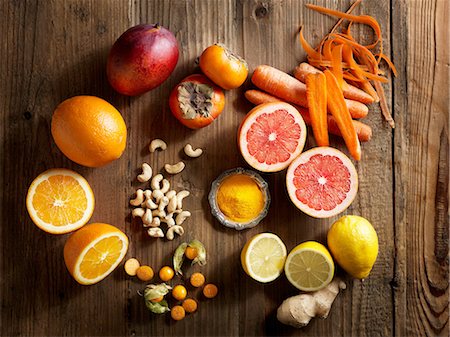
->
0, 0, 447, 336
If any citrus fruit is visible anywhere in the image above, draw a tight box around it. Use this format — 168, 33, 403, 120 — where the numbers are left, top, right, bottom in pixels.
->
51, 95, 127, 167
284, 241, 334, 292
241, 233, 287, 283
26, 169, 95, 234
238, 102, 307, 172
64, 223, 129, 285
286, 147, 358, 218
327, 215, 378, 279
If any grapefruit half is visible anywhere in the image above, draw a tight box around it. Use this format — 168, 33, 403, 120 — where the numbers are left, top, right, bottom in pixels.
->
286, 147, 358, 218
238, 102, 307, 172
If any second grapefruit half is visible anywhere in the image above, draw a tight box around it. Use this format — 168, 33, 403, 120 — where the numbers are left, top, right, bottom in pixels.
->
238, 102, 307, 172
286, 147, 358, 218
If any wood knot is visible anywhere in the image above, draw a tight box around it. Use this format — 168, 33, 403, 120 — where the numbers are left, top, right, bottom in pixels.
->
23, 111, 32, 120
255, 4, 269, 18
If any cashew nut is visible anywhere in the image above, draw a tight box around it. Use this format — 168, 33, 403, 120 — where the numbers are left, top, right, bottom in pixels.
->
167, 196, 178, 214
160, 214, 175, 227
160, 179, 170, 194
152, 209, 166, 218
137, 163, 152, 182
150, 217, 161, 227
158, 196, 169, 211
176, 190, 190, 209
175, 211, 191, 225
130, 189, 144, 206
131, 208, 145, 218
164, 161, 185, 175
149, 139, 167, 153
166, 209, 182, 219
184, 144, 203, 158
166, 225, 184, 240
142, 208, 153, 226
165, 190, 176, 199
152, 190, 164, 203
151, 174, 164, 190
142, 194, 158, 209
147, 227, 164, 238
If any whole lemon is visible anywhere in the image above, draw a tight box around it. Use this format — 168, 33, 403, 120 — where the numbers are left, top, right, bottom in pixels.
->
327, 215, 378, 279
51, 96, 127, 167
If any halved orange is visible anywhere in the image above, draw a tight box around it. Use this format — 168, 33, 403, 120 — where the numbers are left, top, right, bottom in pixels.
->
64, 223, 129, 285
26, 169, 95, 234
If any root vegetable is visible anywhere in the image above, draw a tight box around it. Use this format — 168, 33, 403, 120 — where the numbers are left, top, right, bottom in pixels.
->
277, 277, 346, 328
251, 65, 368, 119
305, 73, 329, 146
294, 63, 374, 104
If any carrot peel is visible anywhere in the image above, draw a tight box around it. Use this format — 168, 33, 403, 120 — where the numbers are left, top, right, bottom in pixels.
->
324, 70, 361, 160
305, 73, 329, 146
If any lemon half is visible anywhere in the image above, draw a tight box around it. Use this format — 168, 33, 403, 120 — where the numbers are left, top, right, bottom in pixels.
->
241, 233, 287, 283
284, 241, 334, 291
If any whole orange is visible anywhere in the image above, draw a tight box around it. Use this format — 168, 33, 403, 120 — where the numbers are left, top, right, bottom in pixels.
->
51, 96, 127, 167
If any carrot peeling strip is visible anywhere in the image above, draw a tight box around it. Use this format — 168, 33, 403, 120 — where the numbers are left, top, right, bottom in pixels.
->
306, 73, 329, 146
299, 27, 321, 60
305, 4, 382, 49
373, 81, 395, 128
330, 44, 346, 89
324, 70, 361, 160
375, 53, 398, 76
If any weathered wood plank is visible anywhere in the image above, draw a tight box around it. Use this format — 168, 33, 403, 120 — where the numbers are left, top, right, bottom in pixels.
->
392, 0, 449, 336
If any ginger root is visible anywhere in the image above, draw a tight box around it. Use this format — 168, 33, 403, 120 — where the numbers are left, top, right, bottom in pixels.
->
277, 278, 346, 328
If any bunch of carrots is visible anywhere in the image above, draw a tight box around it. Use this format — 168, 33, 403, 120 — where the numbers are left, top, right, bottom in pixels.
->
244, 1, 397, 161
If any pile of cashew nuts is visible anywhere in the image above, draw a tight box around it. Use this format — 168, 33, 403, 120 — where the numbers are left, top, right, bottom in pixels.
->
129, 139, 203, 240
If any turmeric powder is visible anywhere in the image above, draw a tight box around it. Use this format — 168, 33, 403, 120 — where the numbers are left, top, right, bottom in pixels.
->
216, 174, 264, 222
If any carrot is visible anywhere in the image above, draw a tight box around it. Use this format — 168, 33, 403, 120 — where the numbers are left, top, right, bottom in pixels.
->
251, 65, 308, 107
324, 70, 361, 160
251, 65, 368, 119
305, 73, 329, 146
373, 80, 395, 128
293, 63, 374, 104
244, 90, 372, 142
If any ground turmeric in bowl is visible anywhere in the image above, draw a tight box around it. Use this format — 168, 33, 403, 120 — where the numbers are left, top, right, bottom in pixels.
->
216, 174, 265, 222
208, 168, 270, 230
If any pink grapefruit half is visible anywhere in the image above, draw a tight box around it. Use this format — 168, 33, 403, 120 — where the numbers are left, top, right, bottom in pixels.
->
238, 102, 307, 172
286, 147, 358, 218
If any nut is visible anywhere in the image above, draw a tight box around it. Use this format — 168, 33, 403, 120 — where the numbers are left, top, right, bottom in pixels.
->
152, 189, 164, 203
150, 217, 161, 227
131, 208, 145, 218
149, 139, 167, 153
160, 214, 175, 227
158, 196, 169, 211
151, 174, 164, 190
147, 227, 164, 238
160, 179, 170, 194
165, 190, 176, 199
152, 209, 166, 218
175, 211, 191, 225
130, 189, 144, 206
142, 208, 153, 226
164, 161, 185, 175
166, 225, 184, 240
176, 190, 190, 209
137, 163, 152, 182
184, 144, 203, 158
167, 196, 178, 214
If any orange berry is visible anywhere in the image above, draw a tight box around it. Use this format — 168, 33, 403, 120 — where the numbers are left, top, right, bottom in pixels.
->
136, 266, 154, 282
159, 266, 174, 282
171, 305, 185, 321
203, 284, 218, 298
172, 285, 187, 301
150, 296, 163, 303
182, 298, 198, 313
190, 272, 205, 288
185, 246, 198, 260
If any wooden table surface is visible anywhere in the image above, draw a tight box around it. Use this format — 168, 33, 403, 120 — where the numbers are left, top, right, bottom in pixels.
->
1, 0, 448, 336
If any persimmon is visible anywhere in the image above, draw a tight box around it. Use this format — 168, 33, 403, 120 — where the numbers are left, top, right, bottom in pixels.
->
169, 74, 225, 129
199, 44, 248, 89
